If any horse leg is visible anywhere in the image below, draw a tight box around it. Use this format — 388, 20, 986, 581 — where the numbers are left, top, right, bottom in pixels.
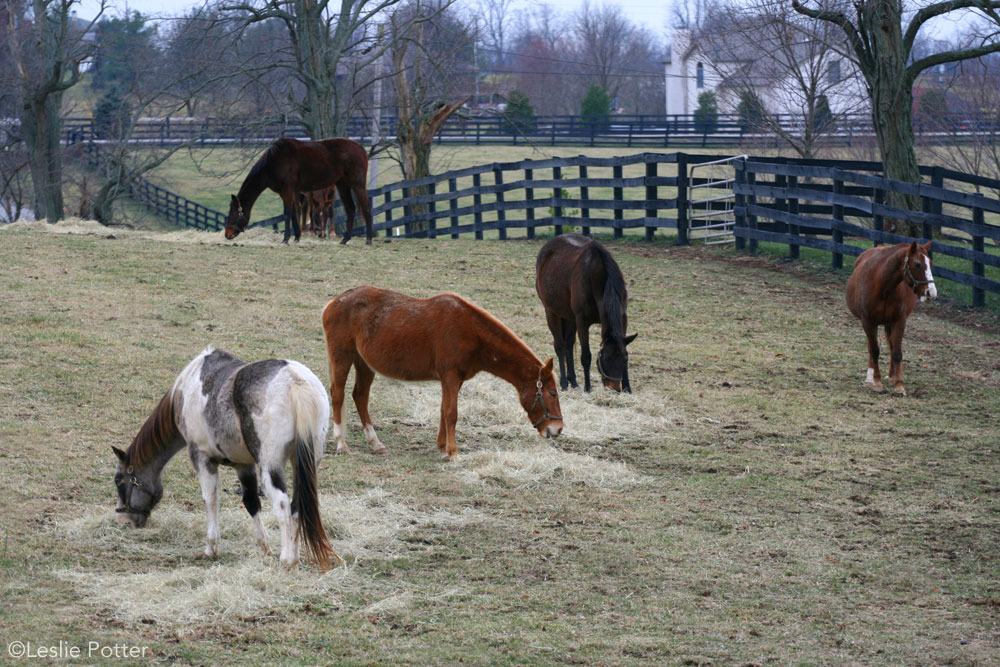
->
861, 321, 882, 390
260, 465, 298, 567
562, 319, 579, 389
190, 449, 221, 558
544, 310, 571, 390
437, 373, 463, 460
329, 355, 355, 454
576, 318, 593, 392
352, 358, 387, 455
236, 464, 271, 556
337, 182, 355, 245
887, 319, 907, 396
354, 184, 374, 245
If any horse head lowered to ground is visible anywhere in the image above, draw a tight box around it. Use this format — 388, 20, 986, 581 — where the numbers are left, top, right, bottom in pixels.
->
535, 233, 637, 392
321, 286, 563, 460
224, 137, 373, 245
111, 347, 341, 571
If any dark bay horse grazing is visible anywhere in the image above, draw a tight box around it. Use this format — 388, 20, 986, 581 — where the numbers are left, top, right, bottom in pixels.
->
846, 240, 937, 396
321, 286, 564, 460
535, 233, 637, 392
111, 347, 340, 571
224, 137, 373, 245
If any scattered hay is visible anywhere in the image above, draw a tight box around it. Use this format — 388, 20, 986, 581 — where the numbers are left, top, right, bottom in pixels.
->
455, 444, 647, 491
54, 489, 484, 625
396, 374, 680, 446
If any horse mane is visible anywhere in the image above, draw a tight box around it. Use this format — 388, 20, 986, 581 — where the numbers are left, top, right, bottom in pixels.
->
247, 140, 285, 181
125, 390, 179, 468
454, 293, 542, 366
593, 242, 628, 345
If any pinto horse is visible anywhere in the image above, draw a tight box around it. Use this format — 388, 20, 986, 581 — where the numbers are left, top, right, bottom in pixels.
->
535, 233, 637, 392
224, 137, 373, 245
111, 347, 341, 571
846, 240, 937, 396
321, 286, 564, 460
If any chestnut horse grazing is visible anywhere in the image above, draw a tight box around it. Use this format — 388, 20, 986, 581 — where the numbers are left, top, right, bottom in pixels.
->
224, 137, 373, 244
111, 347, 340, 571
536, 233, 637, 392
322, 286, 564, 460
846, 240, 937, 396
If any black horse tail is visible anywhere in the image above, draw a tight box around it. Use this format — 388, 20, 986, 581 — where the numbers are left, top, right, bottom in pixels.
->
596, 243, 628, 344
288, 376, 340, 572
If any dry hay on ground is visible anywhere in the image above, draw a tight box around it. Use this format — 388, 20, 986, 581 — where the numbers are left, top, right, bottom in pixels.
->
1, 218, 329, 247
454, 444, 647, 490
55, 489, 485, 625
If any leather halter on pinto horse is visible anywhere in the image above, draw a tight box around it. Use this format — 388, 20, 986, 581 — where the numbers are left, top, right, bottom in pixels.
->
535, 233, 638, 393
321, 286, 563, 460
846, 240, 937, 396
224, 137, 373, 245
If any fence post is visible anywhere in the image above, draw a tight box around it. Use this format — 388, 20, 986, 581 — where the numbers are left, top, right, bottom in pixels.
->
580, 164, 591, 236
747, 170, 758, 255
734, 160, 747, 251
931, 166, 944, 219
613, 164, 624, 239
676, 153, 689, 245
644, 160, 656, 241
383, 191, 393, 237
449, 177, 459, 239
526, 168, 536, 239
473, 173, 484, 240
494, 165, 507, 240
788, 174, 800, 259
775, 171, 788, 256
873, 187, 884, 246
921, 187, 934, 243
553, 165, 563, 236
973, 207, 985, 308
832, 173, 844, 269
403, 192, 413, 237
427, 181, 437, 239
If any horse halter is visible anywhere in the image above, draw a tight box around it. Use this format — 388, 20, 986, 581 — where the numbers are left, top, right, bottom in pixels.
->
903, 254, 934, 292
116, 466, 154, 518
530, 370, 562, 429
596, 353, 623, 385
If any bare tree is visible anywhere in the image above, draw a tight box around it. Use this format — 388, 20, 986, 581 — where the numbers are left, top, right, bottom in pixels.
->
221, 0, 409, 139
572, 2, 657, 105
697, 1, 862, 158
793, 0, 1000, 234
476, 0, 517, 65
4, 0, 103, 222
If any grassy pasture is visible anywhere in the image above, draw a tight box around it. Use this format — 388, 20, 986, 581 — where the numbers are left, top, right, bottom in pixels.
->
1, 222, 999, 665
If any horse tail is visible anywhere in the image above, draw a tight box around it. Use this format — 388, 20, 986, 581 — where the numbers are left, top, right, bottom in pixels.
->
596, 244, 628, 343
287, 374, 339, 572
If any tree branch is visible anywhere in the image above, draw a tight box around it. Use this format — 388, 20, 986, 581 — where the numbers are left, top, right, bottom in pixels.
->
907, 40, 1000, 83
904, 0, 1000, 53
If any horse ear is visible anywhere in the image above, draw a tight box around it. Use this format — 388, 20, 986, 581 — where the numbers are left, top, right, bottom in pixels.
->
624, 333, 638, 346
542, 358, 554, 374
921, 241, 932, 253
908, 240, 919, 255
111, 446, 127, 463
230, 195, 239, 206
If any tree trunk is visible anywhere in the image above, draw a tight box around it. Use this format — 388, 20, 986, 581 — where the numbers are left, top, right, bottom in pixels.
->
21, 92, 65, 223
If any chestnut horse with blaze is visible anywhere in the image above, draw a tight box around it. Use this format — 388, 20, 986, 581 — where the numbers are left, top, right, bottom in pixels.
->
846, 240, 937, 396
322, 286, 563, 459
224, 137, 373, 244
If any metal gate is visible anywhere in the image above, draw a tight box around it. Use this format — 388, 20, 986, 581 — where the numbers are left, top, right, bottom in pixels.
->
688, 155, 747, 244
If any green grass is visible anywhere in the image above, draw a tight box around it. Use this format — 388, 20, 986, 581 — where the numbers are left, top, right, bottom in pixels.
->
1, 224, 999, 664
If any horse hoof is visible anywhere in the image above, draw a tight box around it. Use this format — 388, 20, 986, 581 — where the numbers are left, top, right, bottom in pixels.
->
373, 446, 389, 456
335, 444, 353, 455
894, 385, 907, 396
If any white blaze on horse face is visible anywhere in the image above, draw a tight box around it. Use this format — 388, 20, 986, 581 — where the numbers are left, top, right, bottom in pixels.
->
923, 257, 937, 301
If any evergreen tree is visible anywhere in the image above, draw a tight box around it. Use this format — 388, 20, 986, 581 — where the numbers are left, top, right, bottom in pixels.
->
813, 94, 833, 131
581, 85, 611, 123
503, 90, 536, 135
736, 89, 767, 130
91, 11, 157, 91
694, 91, 718, 133
93, 87, 131, 141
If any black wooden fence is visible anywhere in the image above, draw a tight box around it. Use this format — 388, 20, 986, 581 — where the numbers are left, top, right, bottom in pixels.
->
732, 159, 1000, 307
60, 112, 1000, 149
110, 149, 999, 308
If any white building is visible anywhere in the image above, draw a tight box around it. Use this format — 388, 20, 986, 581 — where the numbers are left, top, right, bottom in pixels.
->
664, 29, 867, 118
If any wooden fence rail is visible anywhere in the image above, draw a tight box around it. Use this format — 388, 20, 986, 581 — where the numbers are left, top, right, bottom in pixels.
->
93, 147, 999, 308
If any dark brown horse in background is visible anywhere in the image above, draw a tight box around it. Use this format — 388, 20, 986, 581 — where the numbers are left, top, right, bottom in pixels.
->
536, 233, 637, 393
846, 240, 937, 396
322, 286, 563, 460
224, 137, 373, 244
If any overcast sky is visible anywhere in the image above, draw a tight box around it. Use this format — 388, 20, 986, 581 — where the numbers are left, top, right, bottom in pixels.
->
74, 0, 977, 42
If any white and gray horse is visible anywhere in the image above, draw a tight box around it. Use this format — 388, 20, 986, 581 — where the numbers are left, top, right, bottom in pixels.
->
111, 346, 340, 570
